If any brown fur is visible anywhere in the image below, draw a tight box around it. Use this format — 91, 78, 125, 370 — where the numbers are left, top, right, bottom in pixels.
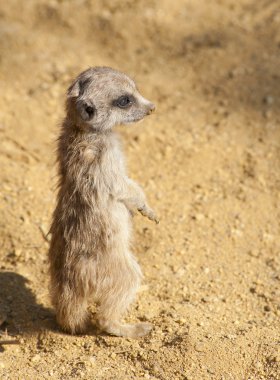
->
48, 67, 158, 338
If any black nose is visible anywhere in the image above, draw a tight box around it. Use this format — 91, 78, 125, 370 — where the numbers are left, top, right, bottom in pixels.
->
148, 103, 156, 115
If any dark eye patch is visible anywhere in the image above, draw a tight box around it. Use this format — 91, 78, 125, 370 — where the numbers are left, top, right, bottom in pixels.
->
76, 99, 96, 121
85, 105, 95, 118
113, 95, 134, 109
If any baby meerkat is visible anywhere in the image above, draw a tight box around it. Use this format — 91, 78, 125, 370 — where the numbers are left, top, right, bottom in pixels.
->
48, 67, 158, 338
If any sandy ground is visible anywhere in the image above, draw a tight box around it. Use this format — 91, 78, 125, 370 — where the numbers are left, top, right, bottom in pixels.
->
0, 0, 280, 379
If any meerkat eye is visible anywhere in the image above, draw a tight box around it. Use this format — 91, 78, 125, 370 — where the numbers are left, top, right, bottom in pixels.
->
114, 95, 133, 109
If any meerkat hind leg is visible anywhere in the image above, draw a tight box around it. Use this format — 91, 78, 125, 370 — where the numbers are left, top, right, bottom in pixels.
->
96, 260, 153, 338
54, 286, 89, 334
97, 294, 153, 338
98, 318, 152, 338
51, 258, 93, 334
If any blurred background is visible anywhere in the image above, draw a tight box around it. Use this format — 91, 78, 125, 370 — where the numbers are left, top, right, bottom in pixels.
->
0, 0, 280, 379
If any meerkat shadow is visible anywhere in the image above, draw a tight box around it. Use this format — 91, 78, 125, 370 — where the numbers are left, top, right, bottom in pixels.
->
0, 271, 56, 335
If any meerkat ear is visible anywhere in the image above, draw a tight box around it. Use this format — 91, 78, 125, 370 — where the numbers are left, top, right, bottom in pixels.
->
76, 99, 96, 121
67, 77, 91, 98
67, 81, 80, 98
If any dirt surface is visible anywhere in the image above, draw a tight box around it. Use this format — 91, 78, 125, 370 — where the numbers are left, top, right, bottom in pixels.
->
1, 0, 280, 379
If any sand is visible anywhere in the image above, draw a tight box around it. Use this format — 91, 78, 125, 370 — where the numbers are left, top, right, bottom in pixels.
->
0, 1, 280, 379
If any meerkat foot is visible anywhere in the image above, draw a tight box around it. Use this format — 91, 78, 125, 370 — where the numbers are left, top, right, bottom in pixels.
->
56, 309, 89, 335
98, 319, 153, 338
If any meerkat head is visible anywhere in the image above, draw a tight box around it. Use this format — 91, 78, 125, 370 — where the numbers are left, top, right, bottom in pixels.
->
66, 67, 155, 131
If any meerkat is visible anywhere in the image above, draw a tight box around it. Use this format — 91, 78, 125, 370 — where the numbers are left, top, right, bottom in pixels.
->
48, 66, 158, 338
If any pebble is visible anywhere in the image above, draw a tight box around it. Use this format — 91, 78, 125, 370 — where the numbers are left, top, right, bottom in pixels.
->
76, 370, 85, 378
267, 354, 280, 363
138, 352, 147, 360
163, 145, 172, 157
14, 248, 22, 257
201, 296, 210, 303
41, 82, 50, 90
231, 228, 243, 237
262, 233, 274, 243
195, 343, 206, 352
228, 67, 246, 78
263, 95, 274, 105
101, 9, 112, 21
129, 352, 137, 359
195, 213, 205, 221
248, 250, 260, 258
31, 354, 40, 363
176, 317, 187, 325
224, 334, 236, 340
87, 356, 96, 366
256, 361, 263, 369
150, 345, 159, 352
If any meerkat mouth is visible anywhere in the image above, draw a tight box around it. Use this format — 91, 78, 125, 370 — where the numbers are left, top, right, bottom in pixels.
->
133, 118, 145, 124
126, 114, 151, 125
123, 118, 144, 125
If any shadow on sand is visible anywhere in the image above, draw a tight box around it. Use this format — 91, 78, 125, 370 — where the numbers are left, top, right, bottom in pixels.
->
0, 271, 55, 338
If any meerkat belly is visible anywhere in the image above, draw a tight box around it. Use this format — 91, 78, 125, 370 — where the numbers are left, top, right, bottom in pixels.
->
104, 198, 131, 248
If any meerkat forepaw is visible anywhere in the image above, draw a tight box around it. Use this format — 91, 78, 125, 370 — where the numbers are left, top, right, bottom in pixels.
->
150, 214, 159, 224
153, 215, 160, 224
138, 206, 159, 224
